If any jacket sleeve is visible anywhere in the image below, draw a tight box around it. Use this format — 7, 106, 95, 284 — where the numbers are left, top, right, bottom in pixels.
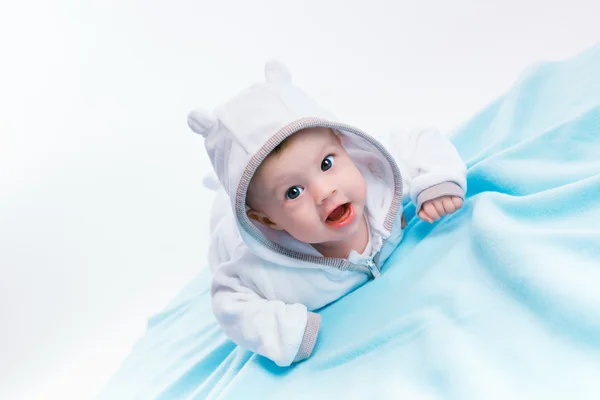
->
387, 128, 467, 212
211, 262, 321, 367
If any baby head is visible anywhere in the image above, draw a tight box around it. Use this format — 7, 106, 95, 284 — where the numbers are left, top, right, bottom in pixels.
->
246, 126, 367, 247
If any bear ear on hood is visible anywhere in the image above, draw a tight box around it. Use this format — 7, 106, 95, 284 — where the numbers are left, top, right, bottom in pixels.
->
265, 60, 292, 84
187, 108, 219, 138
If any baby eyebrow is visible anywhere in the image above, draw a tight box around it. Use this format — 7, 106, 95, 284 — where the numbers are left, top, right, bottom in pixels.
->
270, 177, 291, 198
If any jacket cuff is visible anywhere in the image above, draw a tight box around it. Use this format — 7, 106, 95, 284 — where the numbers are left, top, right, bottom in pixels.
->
293, 312, 321, 362
416, 182, 465, 212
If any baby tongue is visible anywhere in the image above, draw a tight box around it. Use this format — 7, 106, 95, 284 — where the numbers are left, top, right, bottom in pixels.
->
327, 205, 345, 221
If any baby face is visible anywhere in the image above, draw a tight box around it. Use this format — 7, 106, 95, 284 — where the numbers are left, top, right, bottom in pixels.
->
247, 127, 367, 246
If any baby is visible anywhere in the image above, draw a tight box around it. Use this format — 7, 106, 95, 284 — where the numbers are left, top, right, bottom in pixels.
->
187, 61, 467, 367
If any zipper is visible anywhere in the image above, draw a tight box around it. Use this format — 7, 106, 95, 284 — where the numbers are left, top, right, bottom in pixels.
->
364, 258, 380, 278
359, 240, 386, 279
354, 233, 387, 279
374, 238, 386, 266
362, 237, 387, 278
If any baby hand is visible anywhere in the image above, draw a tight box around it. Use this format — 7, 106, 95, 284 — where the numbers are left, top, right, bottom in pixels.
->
418, 196, 463, 224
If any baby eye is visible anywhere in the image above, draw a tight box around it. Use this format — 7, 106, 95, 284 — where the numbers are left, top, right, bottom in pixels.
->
285, 186, 304, 200
321, 155, 334, 171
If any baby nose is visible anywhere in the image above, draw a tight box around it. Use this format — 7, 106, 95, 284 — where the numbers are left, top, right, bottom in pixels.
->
314, 182, 336, 204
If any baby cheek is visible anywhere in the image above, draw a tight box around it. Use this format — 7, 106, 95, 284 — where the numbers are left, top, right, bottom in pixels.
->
351, 168, 367, 198
285, 204, 320, 240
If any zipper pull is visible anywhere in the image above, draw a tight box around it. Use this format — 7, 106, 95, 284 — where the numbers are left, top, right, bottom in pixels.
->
365, 259, 380, 279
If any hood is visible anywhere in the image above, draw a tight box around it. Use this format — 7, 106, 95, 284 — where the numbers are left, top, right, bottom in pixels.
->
187, 61, 402, 269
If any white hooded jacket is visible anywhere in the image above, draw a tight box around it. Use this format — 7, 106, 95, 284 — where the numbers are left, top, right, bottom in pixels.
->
187, 62, 467, 367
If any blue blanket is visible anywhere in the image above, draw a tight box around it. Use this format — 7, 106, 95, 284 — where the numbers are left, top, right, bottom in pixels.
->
99, 44, 600, 400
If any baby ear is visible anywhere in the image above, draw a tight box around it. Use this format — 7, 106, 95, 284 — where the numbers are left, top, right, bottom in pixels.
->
187, 108, 219, 138
265, 60, 292, 84
246, 209, 284, 230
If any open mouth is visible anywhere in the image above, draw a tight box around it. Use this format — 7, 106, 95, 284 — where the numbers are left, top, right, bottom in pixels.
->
326, 203, 355, 228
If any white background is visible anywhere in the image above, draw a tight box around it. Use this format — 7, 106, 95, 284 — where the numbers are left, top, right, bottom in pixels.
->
1, 0, 598, 398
